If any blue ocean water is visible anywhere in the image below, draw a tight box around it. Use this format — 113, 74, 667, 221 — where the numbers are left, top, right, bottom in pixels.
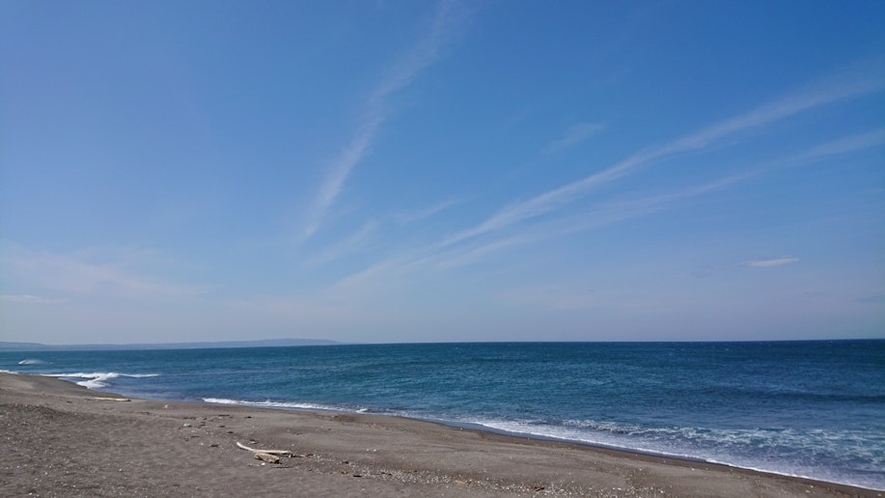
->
2, 341, 883, 490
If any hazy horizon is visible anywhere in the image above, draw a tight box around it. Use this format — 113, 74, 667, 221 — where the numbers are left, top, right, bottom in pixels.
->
3, 337, 882, 352
2, 1, 883, 344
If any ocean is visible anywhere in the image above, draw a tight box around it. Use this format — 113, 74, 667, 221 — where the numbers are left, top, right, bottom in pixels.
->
2, 340, 883, 490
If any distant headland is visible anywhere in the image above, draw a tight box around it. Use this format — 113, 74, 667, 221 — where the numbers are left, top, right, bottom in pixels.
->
0, 338, 339, 352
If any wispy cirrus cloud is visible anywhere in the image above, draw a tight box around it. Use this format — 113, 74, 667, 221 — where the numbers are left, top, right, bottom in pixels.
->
300, 0, 470, 242
544, 122, 605, 154
3, 243, 207, 300
0, 294, 66, 304
302, 117, 382, 243
303, 219, 379, 267
435, 174, 749, 268
656, 56, 885, 156
793, 128, 885, 162
290, 58, 883, 301
441, 59, 885, 248
435, 235, 530, 269
394, 198, 463, 225
744, 256, 800, 268
273, 174, 751, 304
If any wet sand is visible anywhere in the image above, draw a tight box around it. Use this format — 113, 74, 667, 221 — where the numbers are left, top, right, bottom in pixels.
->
0, 372, 879, 497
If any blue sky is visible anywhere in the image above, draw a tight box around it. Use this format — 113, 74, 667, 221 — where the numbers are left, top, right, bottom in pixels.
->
1, 1, 883, 344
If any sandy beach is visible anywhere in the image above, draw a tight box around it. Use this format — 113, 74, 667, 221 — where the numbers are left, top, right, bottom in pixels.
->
0, 373, 879, 497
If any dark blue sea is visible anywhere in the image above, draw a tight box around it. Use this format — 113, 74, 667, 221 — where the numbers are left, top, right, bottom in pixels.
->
2, 341, 883, 490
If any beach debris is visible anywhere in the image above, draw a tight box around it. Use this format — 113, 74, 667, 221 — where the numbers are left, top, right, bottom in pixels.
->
236, 441, 294, 464
254, 452, 281, 464
236, 442, 293, 456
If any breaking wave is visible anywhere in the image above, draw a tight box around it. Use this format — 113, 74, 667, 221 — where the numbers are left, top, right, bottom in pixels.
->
45, 372, 159, 389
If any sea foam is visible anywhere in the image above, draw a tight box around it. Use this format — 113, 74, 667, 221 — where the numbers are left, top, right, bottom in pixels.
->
203, 397, 361, 413
46, 372, 159, 389
18, 359, 48, 365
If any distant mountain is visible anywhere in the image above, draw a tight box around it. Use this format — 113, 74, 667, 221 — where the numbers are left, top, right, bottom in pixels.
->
0, 342, 51, 352
0, 338, 339, 352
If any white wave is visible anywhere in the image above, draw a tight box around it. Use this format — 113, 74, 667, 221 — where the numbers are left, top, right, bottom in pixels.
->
457, 416, 884, 491
203, 397, 359, 413
463, 417, 688, 457
0, 369, 19, 375
18, 359, 48, 365
45, 372, 159, 389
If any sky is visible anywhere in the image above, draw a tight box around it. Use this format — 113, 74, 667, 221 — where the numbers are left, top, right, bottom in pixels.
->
1, 1, 883, 345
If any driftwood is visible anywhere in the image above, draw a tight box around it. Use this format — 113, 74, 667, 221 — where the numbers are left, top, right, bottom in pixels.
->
236, 441, 293, 463
235, 442, 293, 456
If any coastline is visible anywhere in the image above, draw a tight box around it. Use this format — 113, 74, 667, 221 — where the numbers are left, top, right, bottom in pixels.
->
1, 372, 879, 497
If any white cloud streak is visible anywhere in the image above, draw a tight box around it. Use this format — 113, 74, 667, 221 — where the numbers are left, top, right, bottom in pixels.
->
394, 198, 463, 224
4, 245, 207, 300
302, 117, 382, 242
435, 235, 530, 269
435, 174, 749, 268
283, 58, 882, 302
301, 0, 468, 242
744, 256, 800, 268
326, 259, 398, 294
544, 122, 605, 154
442, 61, 885, 248
0, 294, 66, 304
304, 219, 379, 267
271, 172, 751, 303
794, 128, 885, 161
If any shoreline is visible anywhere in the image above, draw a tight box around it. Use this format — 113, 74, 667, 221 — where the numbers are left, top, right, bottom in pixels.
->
1, 372, 880, 497
156, 390, 881, 491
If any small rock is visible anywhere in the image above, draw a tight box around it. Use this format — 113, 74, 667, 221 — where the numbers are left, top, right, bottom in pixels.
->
253, 452, 281, 464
